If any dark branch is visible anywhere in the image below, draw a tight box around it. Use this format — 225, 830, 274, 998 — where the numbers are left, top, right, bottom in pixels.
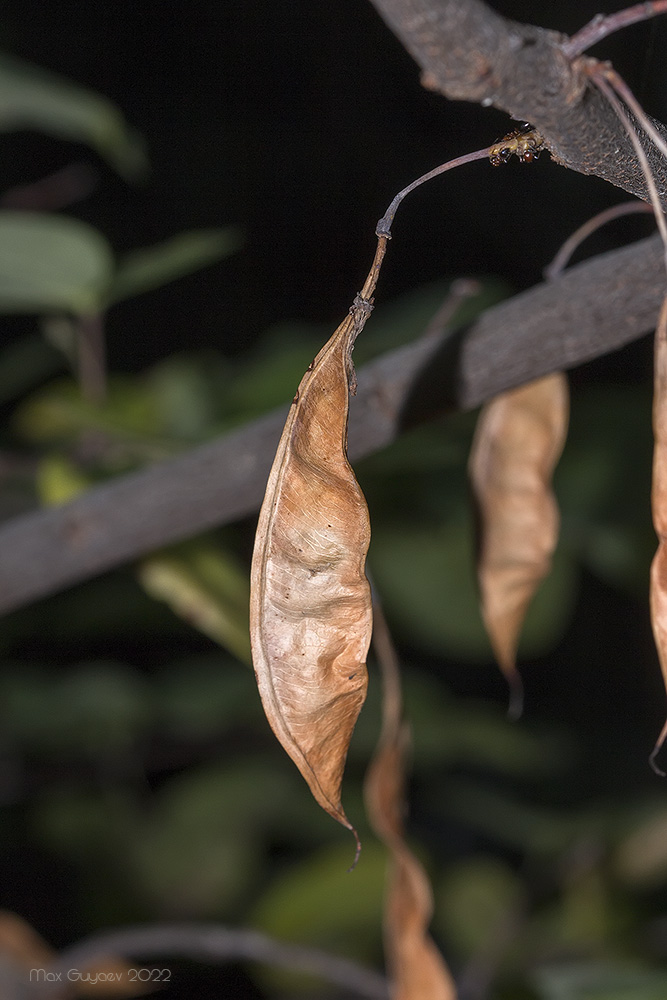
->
0, 234, 662, 616
56, 924, 389, 1000
367, 0, 667, 206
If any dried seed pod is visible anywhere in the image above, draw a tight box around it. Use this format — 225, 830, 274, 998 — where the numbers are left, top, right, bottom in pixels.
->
469, 372, 569, 713
250, 240, 387, 843
365, 606, 456, 1000
650, 297, 667, 773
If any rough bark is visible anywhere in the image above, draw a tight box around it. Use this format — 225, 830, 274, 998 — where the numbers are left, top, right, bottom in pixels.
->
368, 0, 667, 205
0, 234, 662, 616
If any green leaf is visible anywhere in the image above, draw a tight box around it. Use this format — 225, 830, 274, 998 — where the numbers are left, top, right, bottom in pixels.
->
0, 661, 148, 754
122, 762, 289, 916
0, 333, 63, 406
37, 453, 90, 505
15, 375, 163, 447
138, 539, 251, 664
0, 212, 114, 315
250, 841, 386, 993
444, 781, 591, 856
370, 507, 577, 662
434, 856, 522, 961
533, 962, 667, 1000
352, 276, 509, 366
0, 52, 147, 178
148, 351, 232, 440
224, 322, 322, 423
108, 228, 242, 305
556, 384, 654, 595
154, 656, 259, 740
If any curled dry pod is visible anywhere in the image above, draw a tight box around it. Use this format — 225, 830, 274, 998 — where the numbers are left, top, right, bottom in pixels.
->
365, 606, 456, 1000
250, 239, 387, 843
468, 372, 569, 713
650, 297, 667, 773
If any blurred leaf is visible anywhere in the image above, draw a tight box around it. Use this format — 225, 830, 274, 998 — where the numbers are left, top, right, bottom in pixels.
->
108, 228, 242, 305
148, 351, 231, 440
126, 816, 258, 919
349, 667, 569, 777
225, 279, 508, 426
0, 662, 148, 755
533, 962, 667, 1000
407, 682, 569, 776
0, 212, 114, 315
154, 655, 258, 740
37, 453, 90, 505
0, 333, 63, 406
444, 781, 590, 856
614, 807, 667, 886
0, 52, 147, 178
557, 384, 653, 595
139, 540, 251, 664
15, 375, 162, 446
224, 322, 324, 423
370, 507, 577, 662
359, 415, 475, 479
251, 840, 386, 993
33, 787, 114, 854
531, 866, 617, 962
48, 662, 149, 754
124, 761, 299, 916
352, 277, 509, 366
34, 760, 302, 919
434, 857, 522, 961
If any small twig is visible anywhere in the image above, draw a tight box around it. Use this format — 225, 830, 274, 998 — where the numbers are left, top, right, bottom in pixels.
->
77, 313, 108, 405
371, 596, 404, 737
592, 70, 667, 271
54, 924, 389, 1000
544, 200, 654, 280
376, 147, 490, 236
421, 278, 483, 340
563, 1, 667, 59
599, 64, 667, 165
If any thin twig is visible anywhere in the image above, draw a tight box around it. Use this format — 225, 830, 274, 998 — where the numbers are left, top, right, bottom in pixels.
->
77, 313, 108, 405
563, 1, 667, 59
376, 147, 490, 236
54, 924, 389, 1000
371, 597, 404, 737
600, 64, 667, 165
420, 279, 483, 340
544, 200, 654, 280
592, 71, 667, 271
370, 0, 667, 205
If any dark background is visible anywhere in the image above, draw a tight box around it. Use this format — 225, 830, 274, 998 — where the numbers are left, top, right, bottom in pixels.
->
2, 0, 665, 366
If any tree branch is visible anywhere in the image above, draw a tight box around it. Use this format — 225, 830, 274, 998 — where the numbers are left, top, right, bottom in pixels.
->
368, 0, 667, 206
54, 924, 390, 1000
0, 234, 662, 616
0, 924, 389, 1000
